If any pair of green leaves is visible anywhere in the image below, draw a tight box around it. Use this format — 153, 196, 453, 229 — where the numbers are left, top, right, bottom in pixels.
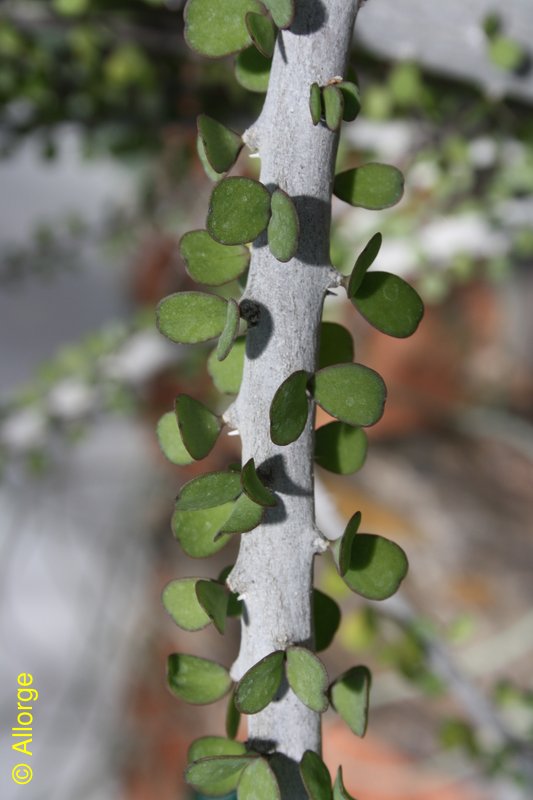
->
346, 232, 424, 339
163, 577, 229, 634
300, 754, 358, 800
270, 364, 386, 446
310, 81, 361, 130
157, 394, 222, 466
207, 177, 299, 262
235, 647, 328, 715
186, 742, 280, 799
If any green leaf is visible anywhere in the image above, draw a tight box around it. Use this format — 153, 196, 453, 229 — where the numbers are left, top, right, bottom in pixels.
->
342, 534, 408, 600
175, 470, 243, 511
196, 579, 228, 634
197, 134, 225, 182
186, 755, 255, 796
267, 188, 299, 263
333, 766, 357, 800
241, 457, 277, 507
323, 85, 344, 132
197, 114, 243, 174
157, 291, 227, 343
172, 503, 234, 557
313, 364, 386, 427
226, 688, 242, 739
489, 36, 525, 72
156, 411, 194, 466
338, 81, 361, 122
334, 164, 404, 210
310, 82, 322, 125
330, 666, 371, 737
208, 336, 245, 394
286, 647, 328, 713
235, 46, 272, 93
162, 578, 212, 631
300, 750, 332, 800
176, 394, 221, 460
318, 322, 354, 369
217, 298, 241, 361
208, 177, 271, 245
314, 422, 367, 475
167, 653, 232, 705
181, 230, 250, 287
270, 370, 310, 446
188, 736, 246, 762
347, 233, 382, 297
313, 589, 341, 652
245, 12, 276, 58
218, 566, 244, 617
351, 272, 424, 339
238, 758, 281, 800
219, 492, 264, 534
184, 0, 261, 58
263, 0, 295, 28
331, 511, 362, 577
235, 651, 285, 714
53, 0, 89, 16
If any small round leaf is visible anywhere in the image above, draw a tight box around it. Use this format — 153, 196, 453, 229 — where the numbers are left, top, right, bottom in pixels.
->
318, 322, 354, 369
197, 114, 243, 174
217, 298, 241, 361
268, 188, 299, 262
172, 503, 234, 558
286, 647, 328, 713
331, 511, 362, 577
196, 579, 228, 634
245, 11, 276, 58
238, 757, 281, 800
235, 46, 272, 93
157, 291, 227, 343
313, 589, 341, 652
156, 411, 194, 466
181, 230, 250, 287
334, 163, 404, 210
351, 271, 424, 338
219, 492, 264, 534
176, 394, 222, 460
241, 457, 277, 507
208, 336, 246, 394
263, 0, 295, 28
197, 134, 225, 181
313, 364, 386, 428
310, 82, 322, 125
342, 534, 408, 600
270, 370, 310, 446
162, 578, 211, 631
208, 177, 271, 245
323, 85, 344, 132
235, 651, 285, 714
330, 665, 371, 737
184, 0, 261, 58
189, 736, 247, 763
338, 81, 361, 122
347, 232, 382, 297
186, 755, 255, 796
175, 470, 243, 511
167, 653, 232, 705
314, 422, 367, 475
300, 750, 333, 800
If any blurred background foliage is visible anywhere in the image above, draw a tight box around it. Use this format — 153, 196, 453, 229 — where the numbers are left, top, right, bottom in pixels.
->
0, 2, 532, 800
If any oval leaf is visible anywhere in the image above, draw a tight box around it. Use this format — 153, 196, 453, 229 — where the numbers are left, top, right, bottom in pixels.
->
300, 750, 333, 800
186, 755, 256, 796
162, 578, 210, 632
197, 134, 225, 181
208, 336, 246, 394
238, 757, 281, 800
270, 370, 310, 446
181, 230, 250, 287
157, 291, 227, 344
286, 647, 328, 713
314, 421, 367, 475
235, 651, 285, 714
313, 589, 341, 652
318, 322, 354, 369
167, 653, 232, 705
268, 188, 299, 262
208, 177, 271, 245
331, 511, 362, 577
333, 766, 357, 800
334, 163, 404, 210
219, 492, 264, 535
342, 534, 408, 600
245, 11, 276, 58
196, 579, 228, 634
172, 503, 233, 558
323, 85, 344, 132
241, 457, 277, 507
351, 271, 424, 339
235, 46, 272, 93
189, 736, 247, 762
217, 298, 241, 361
310, 82, 322, 125
197, 114, 243, 174
339, 81, 361, 122
184, 0, 261, 58
156, 411, 194, 466
347, 232, 383, 298
176, 394, 222, 460
330, 665, 371, 737
313, 364, 386, 428
263, 0, 294, 28
226, 688, 242, 739
175, 470, 242, 511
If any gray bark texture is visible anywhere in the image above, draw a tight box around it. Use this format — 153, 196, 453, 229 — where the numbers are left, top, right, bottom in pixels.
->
226, 0, 362, 794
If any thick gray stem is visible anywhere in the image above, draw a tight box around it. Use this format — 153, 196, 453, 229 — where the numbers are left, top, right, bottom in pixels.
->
227, 0, 362, 792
